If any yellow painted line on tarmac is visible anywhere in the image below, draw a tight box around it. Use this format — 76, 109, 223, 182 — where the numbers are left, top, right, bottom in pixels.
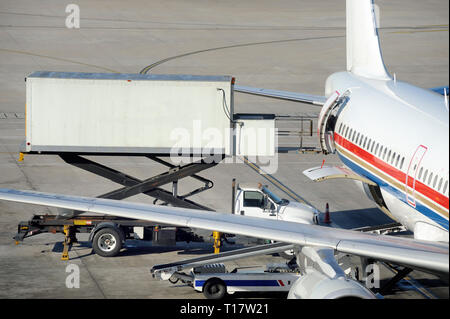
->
382, 263, 437, 299
404, 274, 437, 299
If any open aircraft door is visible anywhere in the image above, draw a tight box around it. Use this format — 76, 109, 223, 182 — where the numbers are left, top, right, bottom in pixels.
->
317, 91, 349, 154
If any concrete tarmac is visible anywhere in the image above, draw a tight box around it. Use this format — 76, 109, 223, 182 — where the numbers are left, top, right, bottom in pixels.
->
0, 0, 448, 299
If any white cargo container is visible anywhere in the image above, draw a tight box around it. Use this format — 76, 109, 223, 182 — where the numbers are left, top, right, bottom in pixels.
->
24, 71, 237, 156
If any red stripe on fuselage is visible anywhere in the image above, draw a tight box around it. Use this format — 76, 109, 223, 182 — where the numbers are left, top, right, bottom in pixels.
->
334, 132, 449, 210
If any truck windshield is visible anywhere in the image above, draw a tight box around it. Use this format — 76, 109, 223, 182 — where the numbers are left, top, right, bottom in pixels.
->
261, 186, 289, 205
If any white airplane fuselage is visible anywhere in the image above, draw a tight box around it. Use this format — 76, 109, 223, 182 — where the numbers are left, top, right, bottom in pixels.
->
324, 71, 449, 242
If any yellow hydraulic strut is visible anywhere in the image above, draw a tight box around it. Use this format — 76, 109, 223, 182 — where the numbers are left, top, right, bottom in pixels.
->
213, 231, 222, 254
61, 225, 71, 261
61, 225, 78, 261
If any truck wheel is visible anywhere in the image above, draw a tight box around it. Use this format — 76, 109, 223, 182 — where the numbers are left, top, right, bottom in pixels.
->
203, 279, 227, 300
92, 227, 122, 257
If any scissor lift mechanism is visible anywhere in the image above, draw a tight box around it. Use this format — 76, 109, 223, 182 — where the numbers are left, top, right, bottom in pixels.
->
15, 153, 223, 259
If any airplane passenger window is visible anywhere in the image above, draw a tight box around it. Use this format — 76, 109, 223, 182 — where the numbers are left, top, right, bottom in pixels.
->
443, 180, 448, 194
370, 140, 375, 153
438, 177, 443, 191
433, 175, 438, 188
375, 143, 379, 155
383, 148, 387, 160
418, 167, 423, 180
345, 126, 349, 138
356, 133, 360, 144
339, 123, 343, 133
396, 154, 400, 167
391, 152, 396, 165
428, 172, 433, 186
379, 146, 383, 158
351, 130, 355, 141
423, 169, 428, 182
363, 137, 367, 149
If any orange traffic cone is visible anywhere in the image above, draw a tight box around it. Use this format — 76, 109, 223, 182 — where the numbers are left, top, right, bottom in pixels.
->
323, 203, 331, 224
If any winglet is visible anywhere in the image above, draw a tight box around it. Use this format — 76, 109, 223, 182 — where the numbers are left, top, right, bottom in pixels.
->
346, 0, 391, 80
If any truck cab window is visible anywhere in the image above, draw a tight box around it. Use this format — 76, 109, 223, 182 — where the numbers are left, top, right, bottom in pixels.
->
243, 191, 264, 208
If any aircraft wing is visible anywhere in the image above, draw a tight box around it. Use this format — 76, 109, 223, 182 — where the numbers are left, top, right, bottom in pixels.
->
0, 188, 448, 274
234, 85, 327, 106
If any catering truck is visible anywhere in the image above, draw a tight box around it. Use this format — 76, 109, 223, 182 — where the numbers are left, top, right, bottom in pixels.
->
13, 71, 315, 259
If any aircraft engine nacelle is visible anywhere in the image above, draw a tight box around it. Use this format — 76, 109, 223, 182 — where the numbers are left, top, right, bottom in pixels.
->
287, 270, 376, 299
355, 181, 392, 215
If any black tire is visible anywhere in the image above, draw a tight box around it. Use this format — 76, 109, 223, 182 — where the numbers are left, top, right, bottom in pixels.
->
203, 278, 227, 300
92, 227, 122, 257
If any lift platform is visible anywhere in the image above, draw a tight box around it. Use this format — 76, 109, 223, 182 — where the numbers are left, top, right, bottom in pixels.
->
14, 154, 222, 259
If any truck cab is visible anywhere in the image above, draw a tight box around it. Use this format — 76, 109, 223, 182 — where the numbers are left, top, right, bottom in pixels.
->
233, 183, 319, 226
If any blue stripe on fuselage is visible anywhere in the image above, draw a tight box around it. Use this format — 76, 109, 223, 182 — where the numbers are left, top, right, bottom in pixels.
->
337, 152, 449, 231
